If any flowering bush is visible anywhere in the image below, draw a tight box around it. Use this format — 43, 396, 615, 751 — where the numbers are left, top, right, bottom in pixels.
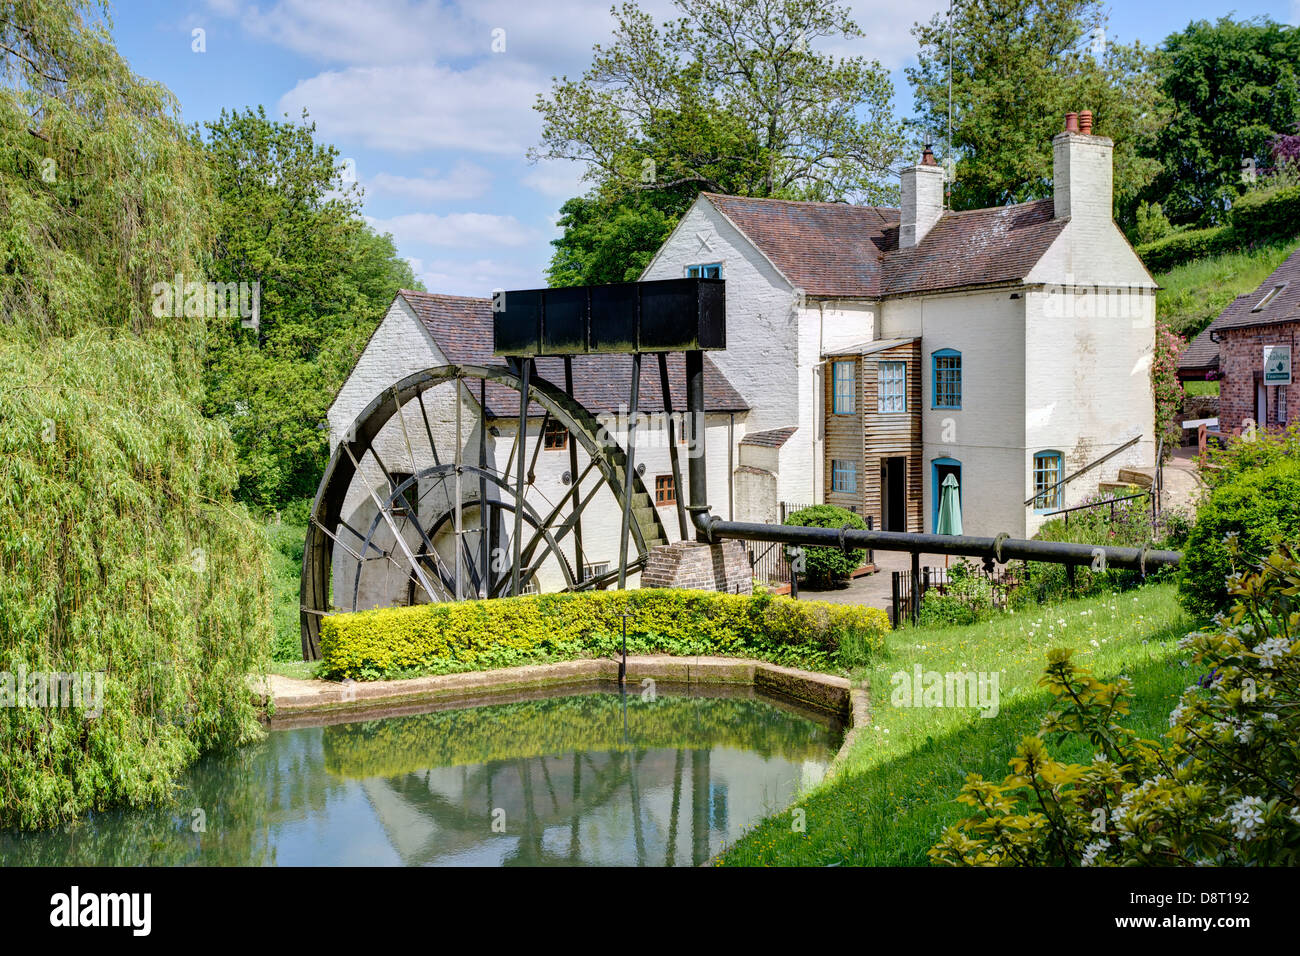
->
930, 541, 1300, 866
1153, 320, 1186, 458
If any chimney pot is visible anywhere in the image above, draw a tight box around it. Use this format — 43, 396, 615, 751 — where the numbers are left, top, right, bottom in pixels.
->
1079, 110, 1093, 135
921, 144, 937, 166
1064, 112, 1079, 133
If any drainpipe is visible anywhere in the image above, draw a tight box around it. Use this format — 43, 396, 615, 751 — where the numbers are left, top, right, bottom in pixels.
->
727, 412, 735, 520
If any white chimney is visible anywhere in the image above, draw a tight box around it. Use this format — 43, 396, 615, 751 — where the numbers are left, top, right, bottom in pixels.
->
1053, 110, 1114, 223
899, 145, 945, 249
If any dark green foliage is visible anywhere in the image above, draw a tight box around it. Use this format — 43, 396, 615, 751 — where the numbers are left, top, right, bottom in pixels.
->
784, 505, 869, 588
1178, 457, 1300, 618
200, 108, 420, 508
908, 0, 1163, 224
1146, 16, 1300, 226
1135, 184, 1300, 271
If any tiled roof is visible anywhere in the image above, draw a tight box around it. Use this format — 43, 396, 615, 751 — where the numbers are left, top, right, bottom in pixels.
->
1178, 308, 1239, 374
701, 193, 1065, 298
702, 193, 896, 297
881, 199, 1066, 296
1211, 246, 1300, 333
399, 291, 748, 418
739, 425, 797, 448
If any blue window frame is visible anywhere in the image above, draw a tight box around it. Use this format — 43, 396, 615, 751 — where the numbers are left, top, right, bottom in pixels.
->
686, 263, 722, 279
877, 361, 906, 413
831, 459, 858, 493
1033, 451, 1064, 512
831, 360, 856, 414
932, 349, 962, 409
931, 457, 961, 530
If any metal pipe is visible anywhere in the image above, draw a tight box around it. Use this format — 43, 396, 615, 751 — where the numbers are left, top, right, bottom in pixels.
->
693, 513, 1181, 571
685, 349, 708, 541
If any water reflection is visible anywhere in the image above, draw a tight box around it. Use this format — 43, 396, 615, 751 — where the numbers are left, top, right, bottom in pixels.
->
0, 687, 840, 866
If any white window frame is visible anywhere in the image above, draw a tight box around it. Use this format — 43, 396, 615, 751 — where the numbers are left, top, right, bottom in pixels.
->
877, 361, 907, 413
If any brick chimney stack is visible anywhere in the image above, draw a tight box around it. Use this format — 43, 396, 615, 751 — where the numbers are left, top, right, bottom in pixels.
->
900, 144, 945, 248
1053, 110, 1113, 224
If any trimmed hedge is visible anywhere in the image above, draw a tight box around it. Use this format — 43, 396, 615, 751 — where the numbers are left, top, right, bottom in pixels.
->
785, 504, 869, 587
1136, 225, 1235, 272
318, 588, 891, 680
1135, 185, 1300, 272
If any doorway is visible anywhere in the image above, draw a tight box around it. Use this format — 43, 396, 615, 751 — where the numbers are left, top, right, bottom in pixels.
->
1256, 375, 1268, 428
880, 457, 907, 531
931, 458, 962, 532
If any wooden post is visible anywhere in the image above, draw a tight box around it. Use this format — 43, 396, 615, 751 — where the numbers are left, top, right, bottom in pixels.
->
911, 551, 921, 626
891, 571, 902, 629
617, 353, 641, 589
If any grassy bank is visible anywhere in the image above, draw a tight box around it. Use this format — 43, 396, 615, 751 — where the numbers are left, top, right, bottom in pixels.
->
1155, 237, 1299, 338
267, 516, 308, 663
718, 583, 1194, 866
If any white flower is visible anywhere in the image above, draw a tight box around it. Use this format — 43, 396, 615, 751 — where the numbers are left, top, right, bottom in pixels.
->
1081, 840, 1109, 866
1253, 637, 1293, 669
1233, 722, 1254, 745
1262, 712, 1279, 723
1226, 796, 1266, 840
1169, 702, 1187, 728
1289, 807, 1300, 827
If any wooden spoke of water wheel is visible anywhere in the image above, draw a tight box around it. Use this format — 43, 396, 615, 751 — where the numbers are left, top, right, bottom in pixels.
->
299, 363, 668, 660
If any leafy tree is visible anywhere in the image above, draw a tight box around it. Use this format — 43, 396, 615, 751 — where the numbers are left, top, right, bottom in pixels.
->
909, 0, 1164, 223
200, 107, 419, 507
0, 0, 270, 827
1147, 16, 1300, 226
533, 0, 906, 286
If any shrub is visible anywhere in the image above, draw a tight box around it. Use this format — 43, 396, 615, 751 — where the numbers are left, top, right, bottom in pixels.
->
1132, 201, 1173, 245
1153, 321, 1186, 456
1229, 182, 1300, 242
918, 559, 1001, 627
318, 588, 891, 680
931, 544, 1300, 866
784, 505, 868, 587
1136, 225, 1235, 272
1178, 457, 1300, 618
1200, 420, 1300, 491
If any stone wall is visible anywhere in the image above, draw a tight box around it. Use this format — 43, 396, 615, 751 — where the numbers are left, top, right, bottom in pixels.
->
641, 539, 753, 595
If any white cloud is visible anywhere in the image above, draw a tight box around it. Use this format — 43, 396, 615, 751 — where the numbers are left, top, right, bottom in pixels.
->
367, 162, 493, 202
278, 62, 540, 154
366, 211, 538, 248
409, 255, 543, 297
210, 0, 478, 63
520, 158, 589, 199
835, 0, 949, 69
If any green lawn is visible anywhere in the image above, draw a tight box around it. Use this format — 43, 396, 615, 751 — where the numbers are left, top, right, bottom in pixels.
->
1182, 380, 1219, 397
1156, 237, 1299, 338
266, 516, 309, 663
717, 583, 1196, 866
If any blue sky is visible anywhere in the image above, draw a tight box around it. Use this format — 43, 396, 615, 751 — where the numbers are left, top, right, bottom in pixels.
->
108, 0, 1300, 297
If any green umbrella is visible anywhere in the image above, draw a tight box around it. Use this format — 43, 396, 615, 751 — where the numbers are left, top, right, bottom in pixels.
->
936, 473, 962, 536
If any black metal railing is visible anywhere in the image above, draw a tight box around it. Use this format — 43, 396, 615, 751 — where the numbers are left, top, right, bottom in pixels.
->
891, 563, 1020, 628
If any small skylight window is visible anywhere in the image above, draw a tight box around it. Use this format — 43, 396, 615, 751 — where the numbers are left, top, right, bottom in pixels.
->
1252, 283, 1287, 313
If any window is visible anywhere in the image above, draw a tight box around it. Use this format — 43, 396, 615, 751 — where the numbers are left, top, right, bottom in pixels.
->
654, 474, 676, 506
543, 418, 568, 450
1033, 451, 1064, 512
583, 562, 610, 580
1253, 284, 1287, 313
686, 263, 722, 279
831, 459, 858, 493
832, 360, 856, 414
933, 350, 961, 408
877, 361, 907, 413
389, 472, 417, 518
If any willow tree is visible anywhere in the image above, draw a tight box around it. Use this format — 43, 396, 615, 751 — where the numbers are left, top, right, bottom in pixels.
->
533, 0, 906, 285
0, 0, 271, 828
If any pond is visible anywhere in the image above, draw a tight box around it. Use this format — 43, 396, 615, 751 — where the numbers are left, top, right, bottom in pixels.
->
0, 683, 842, 866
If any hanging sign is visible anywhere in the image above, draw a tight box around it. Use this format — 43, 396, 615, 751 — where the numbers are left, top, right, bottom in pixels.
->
1263, 345, 1291, 385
